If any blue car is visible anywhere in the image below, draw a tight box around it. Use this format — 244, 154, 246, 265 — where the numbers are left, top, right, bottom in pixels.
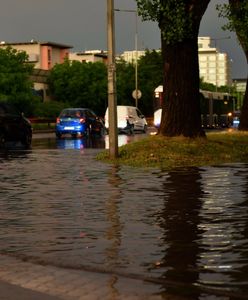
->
55, 108, 105, 138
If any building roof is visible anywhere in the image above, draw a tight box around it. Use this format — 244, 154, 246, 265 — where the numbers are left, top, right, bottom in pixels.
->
0, 41, 73, 49
74, 52, 108, 58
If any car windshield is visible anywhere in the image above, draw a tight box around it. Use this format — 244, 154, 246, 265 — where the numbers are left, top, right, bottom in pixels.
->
60, 109, 84, 118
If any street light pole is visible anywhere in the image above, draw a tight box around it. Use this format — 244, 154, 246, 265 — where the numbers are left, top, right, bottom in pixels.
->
115, 8, 138, 107
107, 0, 118, 158
134, 9, 138, 107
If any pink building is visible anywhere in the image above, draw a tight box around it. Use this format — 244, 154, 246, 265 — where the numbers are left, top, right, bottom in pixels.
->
0, 41, 72, 70
0, 41, 72, 101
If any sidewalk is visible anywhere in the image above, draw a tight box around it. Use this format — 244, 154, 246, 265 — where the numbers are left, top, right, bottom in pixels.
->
0, 254, 163, 300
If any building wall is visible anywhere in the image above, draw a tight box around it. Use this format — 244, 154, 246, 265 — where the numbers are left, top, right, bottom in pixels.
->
0, 43, 42, 68
121, 50, 146, 63
69, 51, 107, 64
198, 37, 231, 87
121, 37, 231, 87
0, 41, 71, 101
0, 42, 71, 70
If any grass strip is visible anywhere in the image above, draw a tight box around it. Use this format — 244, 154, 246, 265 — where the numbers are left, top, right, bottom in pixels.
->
96, 131, 248, 169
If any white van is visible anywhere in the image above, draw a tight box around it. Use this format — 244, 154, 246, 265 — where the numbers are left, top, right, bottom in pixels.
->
105, 105, 147, 134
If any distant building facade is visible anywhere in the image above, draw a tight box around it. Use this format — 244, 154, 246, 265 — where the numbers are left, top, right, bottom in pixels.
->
198, 37, 231, 87
0, 37, 233, 101
69, 50, 107, 64
121, 37, 231, 87
121, 50, 146, 63
0, 41, 72, 101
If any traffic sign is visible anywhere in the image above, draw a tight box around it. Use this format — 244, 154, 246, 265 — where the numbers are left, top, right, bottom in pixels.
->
132, 89, 142, 100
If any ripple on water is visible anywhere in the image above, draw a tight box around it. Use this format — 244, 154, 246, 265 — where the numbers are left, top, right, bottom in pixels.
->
1, 150, 248, 298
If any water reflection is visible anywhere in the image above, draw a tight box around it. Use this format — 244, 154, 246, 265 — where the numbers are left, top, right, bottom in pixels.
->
1, 148, 248, 299
31, 132, 147, 150
153, 168, 204, 298
54, 134, 144, 150
56, 137, 105, 150
105, 166, 123, 267
197, 165, 248, 299
151, 165, 248, 299
105, 166, 123, 299
104, 133, 146, 149
0, 149, 31, 163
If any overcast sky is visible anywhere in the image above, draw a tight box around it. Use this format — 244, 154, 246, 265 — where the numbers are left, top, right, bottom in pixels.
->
0, 0, 246, 78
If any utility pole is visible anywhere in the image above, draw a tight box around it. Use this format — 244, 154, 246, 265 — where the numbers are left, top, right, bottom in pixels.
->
134, 9, 138, 108
107, 0, 118, 158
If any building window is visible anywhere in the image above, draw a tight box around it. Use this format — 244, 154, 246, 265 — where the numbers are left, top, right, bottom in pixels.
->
209, 75, 216, 81
199, 62, 207, 68
209, 55, 216, 61
48, 49, 51, 62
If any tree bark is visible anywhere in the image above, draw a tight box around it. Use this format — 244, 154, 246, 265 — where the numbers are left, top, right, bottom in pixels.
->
159, 37, 205, 137
239, 76, 248, 130
158, 1, 210, 137
229, 0, 248, 130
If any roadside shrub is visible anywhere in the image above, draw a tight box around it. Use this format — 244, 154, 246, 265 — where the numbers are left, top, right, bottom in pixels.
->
33, 101, 69, 118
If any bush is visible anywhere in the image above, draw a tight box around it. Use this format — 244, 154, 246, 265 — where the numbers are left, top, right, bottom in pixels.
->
33, 101, 69, 118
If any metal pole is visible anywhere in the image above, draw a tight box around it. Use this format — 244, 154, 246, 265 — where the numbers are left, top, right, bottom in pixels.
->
135, 10, 138, 107
107, 0, 118, 158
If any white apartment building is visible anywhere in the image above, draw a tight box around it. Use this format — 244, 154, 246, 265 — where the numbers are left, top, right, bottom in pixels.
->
121, 37, 231, 87
121, 50, 146, 63
69, 50, 107, 64
198, 37, 231, 87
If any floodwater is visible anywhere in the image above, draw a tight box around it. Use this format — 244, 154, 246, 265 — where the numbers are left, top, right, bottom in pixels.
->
0, 135, 248, 299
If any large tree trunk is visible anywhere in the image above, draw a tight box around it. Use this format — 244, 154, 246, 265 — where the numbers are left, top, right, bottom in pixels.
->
239, 76, 248, 130
158, 0, 210, 138
239, 72, 248, 131
159, 37, 205, 137
228, 0, 248, 130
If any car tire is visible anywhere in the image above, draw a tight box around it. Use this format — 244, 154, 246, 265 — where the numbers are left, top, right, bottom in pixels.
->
128, 125, 134, 135
84, 127, 91, 137
21, 130, 32, 149
56, 132, 62, 139
96, 126, 105, 136
143, 125, 147, 133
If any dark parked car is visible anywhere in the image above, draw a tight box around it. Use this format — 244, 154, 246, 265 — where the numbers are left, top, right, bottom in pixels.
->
0, 102, 32, 149
55, 108, 105, 138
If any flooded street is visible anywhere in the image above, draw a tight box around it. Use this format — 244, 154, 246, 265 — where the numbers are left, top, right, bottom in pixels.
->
1, 134, 248, 299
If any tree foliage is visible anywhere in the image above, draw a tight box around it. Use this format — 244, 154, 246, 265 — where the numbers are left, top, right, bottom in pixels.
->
217, 1, 248, 51
48, 60, 108, 116
116, 59, 135, 106
47, 54, 162, 117
0, 46, 36, 115
136, 0, 208, 45
138, 50, 163, 115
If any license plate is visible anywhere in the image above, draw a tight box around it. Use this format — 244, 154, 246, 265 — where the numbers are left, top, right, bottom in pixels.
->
64, 126, 74, 130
